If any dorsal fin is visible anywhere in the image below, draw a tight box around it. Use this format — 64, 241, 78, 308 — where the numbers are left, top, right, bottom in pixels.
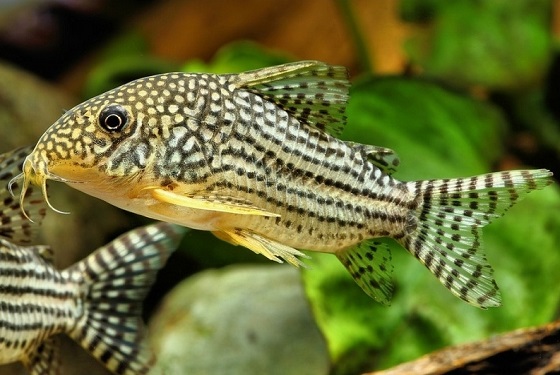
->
0, 145, 47, 245
232, 61, 350, 137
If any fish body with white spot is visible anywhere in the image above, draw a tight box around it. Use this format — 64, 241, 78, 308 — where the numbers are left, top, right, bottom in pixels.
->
0, 146, 184, 375
15, 61, 553, 308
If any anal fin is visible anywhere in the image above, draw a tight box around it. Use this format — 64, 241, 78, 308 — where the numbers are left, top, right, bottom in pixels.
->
335, 239, 395, 305
152, 188, 280, 217
214, 229, 309, 267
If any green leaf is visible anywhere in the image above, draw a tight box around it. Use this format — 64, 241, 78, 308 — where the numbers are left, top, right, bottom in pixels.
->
403, 0, 553, 90
83, 31, 180, 99
181, 41, 291, 74
301, 76, 560, 373
344, 76, 506, 179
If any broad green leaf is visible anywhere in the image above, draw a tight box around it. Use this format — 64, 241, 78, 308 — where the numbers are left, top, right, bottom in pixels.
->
302, 76, 560, 373
403, 0, 553, 90
181, 41, 291, 74
345, 75, 506, 179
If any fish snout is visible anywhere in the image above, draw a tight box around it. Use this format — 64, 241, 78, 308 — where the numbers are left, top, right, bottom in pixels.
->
21, 154, 47, 187
9, 153, 69, 220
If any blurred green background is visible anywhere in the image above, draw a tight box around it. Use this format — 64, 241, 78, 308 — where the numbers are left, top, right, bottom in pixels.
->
0, 1, 559, 374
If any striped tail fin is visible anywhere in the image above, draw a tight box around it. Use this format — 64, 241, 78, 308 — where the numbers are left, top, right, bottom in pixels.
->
400, 169, 553, 309
67, 222, 184, 374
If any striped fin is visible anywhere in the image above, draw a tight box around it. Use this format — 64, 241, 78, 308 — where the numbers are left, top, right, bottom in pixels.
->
336, 239, 394, 305
67, 222, 185, 374
28, 336, 62, 375
0, 146, 47, 244
401, 169, 553, 308
233, 60, 350, 136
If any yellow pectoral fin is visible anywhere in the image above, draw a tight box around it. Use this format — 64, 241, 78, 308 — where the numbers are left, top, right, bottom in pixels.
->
151, 188, 280, 217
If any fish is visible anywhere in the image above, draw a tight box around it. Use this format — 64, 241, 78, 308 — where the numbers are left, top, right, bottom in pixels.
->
11, 61, 553, 309
0, 146, 47, 245
0, 147, 184, 374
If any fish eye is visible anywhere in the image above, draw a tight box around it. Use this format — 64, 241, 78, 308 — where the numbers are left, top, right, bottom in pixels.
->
99, 105, 129, 132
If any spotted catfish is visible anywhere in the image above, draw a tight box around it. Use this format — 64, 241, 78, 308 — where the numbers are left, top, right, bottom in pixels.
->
0, 146, 184, 374
12, 61, 553, 308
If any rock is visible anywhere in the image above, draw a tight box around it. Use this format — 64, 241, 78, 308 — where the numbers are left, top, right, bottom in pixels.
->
149, 264, 330, 375
0, 60, 73, 147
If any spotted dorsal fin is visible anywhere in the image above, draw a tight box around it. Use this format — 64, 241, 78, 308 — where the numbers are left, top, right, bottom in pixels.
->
0, 145, 47, 245
233, 61, 350, 137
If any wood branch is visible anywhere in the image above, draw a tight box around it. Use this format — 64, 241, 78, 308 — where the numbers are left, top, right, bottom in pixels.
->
366, 320, 560, 375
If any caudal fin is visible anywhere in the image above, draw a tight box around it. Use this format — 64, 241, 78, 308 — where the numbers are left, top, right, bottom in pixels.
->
400, 169, 553, 309
67, 222, 184, 374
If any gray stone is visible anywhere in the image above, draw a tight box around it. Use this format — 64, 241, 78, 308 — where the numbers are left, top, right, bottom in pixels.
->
149, 264, 330, 375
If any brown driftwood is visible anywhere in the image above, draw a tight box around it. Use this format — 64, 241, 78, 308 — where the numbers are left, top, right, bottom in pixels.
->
366, 320, 560, 375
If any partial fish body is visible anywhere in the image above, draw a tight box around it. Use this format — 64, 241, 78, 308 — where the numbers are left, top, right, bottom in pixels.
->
0, 148, 184, 375
0, 146, 46, 245
13, 61, 553, 308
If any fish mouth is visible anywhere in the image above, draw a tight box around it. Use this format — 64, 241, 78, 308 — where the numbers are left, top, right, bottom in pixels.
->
8, 154, 74, 221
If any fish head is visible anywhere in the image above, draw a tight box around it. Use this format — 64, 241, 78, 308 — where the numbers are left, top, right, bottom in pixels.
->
15, 74, 183, 215
27, 100, 139, 182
